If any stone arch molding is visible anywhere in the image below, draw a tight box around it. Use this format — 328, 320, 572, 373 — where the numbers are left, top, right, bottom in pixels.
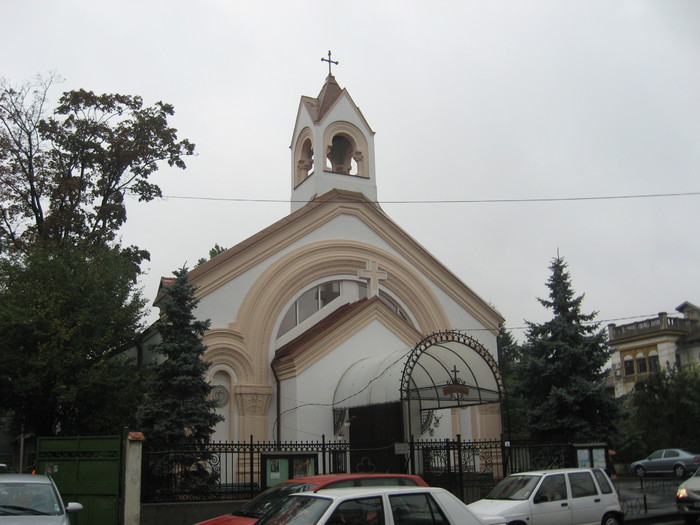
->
202, 329, 254, 384
235, 240, 451, 383
293, 127, 314, 186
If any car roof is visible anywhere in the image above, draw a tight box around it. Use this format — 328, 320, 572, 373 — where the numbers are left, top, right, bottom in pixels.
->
281, 473, 428, 488
291, 486, 446, 500
506, 467, 605, 476
0, 473, 53, 484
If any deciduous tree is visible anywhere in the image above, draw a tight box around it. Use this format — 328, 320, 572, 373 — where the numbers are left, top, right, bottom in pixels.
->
0, 74, 194, 254
0, 241, 147, 435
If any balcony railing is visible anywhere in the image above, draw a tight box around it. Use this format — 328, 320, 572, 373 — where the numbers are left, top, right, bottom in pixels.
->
609, 313, 698, 341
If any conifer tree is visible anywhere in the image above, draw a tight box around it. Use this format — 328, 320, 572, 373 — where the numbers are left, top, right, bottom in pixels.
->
497, 324, 528, 440
515, 256, 618, 442
137, 267, 222, 445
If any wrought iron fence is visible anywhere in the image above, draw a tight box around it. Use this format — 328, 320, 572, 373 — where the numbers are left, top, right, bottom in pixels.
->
141, 436, 600, 503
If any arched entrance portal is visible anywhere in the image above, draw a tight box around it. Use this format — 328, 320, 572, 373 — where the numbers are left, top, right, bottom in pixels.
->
332, 331, 504, 473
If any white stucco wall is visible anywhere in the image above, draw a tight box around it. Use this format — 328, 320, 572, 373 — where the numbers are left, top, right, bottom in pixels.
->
276, 319, 410, 441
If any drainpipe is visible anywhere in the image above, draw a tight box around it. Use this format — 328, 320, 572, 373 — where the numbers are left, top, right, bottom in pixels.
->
271, 366, 281, 444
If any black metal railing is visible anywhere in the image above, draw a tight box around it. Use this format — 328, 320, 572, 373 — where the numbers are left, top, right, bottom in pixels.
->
141, 436, 601, 503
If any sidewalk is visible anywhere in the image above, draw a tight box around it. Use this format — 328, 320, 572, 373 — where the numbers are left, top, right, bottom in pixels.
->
616, 477, 681, 524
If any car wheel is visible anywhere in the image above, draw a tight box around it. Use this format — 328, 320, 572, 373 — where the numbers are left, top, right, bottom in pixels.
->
634, 465, 646, 478
675, 464, 687, 478
602, 513, 621, 525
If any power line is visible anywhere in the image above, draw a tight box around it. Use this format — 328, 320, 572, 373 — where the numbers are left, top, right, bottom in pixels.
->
160, 191, 700, 205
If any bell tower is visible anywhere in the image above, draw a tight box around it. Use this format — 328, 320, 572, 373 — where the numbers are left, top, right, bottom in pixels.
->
290, 53, 377, 212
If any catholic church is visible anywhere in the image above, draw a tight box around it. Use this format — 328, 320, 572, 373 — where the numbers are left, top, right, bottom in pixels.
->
154, 65, 506, 450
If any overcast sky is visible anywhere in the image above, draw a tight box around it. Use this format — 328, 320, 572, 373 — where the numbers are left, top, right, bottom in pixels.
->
3, 1, 699, 341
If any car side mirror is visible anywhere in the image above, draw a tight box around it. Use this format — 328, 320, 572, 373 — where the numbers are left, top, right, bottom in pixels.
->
533, 495, 546, 504
66, 502, 83, 513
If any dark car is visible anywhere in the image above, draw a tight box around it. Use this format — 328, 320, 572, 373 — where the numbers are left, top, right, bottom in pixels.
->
195, 473, 428, 525
631, 448, 700, 478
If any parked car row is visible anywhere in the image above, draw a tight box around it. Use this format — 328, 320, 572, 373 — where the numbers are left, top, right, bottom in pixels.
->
195, 467, 623, 525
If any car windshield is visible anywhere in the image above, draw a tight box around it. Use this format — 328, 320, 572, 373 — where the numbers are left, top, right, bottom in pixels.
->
486, 475, 541, 500
0, 481, 62, 516
259, 495, 332, 525
236, 482, 315, 518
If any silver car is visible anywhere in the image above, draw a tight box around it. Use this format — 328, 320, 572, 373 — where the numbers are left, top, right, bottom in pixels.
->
0, 473, 83, 524
631, 448, 700, 478
467, 467, 623, 525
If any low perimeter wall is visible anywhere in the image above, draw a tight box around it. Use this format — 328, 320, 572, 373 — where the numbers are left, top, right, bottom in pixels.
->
140, 500, 245, 525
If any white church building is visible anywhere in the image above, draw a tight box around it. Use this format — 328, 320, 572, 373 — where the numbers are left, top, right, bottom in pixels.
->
153, 71, 506, 458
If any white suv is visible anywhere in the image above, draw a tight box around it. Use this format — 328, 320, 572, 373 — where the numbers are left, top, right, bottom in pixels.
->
467, 467, 623, 525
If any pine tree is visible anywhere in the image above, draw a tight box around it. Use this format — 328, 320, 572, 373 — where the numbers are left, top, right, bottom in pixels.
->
137, 267, 223, 445
497, 324, 529, 440
515, 256, 618, 442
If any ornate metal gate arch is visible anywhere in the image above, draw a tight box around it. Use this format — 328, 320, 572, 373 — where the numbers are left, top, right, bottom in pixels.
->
400, 330, 504, 410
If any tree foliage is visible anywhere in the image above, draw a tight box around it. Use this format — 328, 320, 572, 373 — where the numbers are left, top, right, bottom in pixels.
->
196, 243, 227, 267
0, 74, 194, 253
0, 241, 147, 435
515, 256, 618, 442
137, 268, 223, 445
620, 366, 700, 457
0, 74, 195, 437
497, 324, 528, 440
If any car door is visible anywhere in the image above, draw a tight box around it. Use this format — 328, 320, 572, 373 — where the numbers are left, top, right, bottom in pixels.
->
567, 471, 603, 525
530, 474, 572, 525
645, 450, 664, 473
662, 449, 680, 473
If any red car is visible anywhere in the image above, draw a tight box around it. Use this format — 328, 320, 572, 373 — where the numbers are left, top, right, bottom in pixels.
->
195, 473, 428, 525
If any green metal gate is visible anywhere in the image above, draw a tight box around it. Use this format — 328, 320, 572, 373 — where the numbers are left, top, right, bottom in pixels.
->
37, 435, 122, 525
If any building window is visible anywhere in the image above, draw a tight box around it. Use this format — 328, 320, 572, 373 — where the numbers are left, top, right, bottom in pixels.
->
358, 283, 410, 322
277, 281, 341, 337
636, 352, 647, 374
623, 355, 635, 376
648, 351, 660, 373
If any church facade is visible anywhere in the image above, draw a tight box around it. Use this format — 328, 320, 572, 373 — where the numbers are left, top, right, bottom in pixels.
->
154, 73, 506, 448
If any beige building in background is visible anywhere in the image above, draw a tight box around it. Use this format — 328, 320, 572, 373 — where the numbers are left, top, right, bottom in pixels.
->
608, 301, 700, 397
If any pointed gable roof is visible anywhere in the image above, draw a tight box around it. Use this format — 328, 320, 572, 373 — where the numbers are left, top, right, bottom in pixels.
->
185, 189, 504, 332
297, 75, 374, 132
316, 74, 343, 121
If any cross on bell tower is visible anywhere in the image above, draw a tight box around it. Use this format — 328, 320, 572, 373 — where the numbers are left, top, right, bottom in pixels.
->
321, 50, 339, 75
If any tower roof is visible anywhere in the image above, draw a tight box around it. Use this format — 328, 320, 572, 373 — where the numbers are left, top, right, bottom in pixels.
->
301, 75, 344, 123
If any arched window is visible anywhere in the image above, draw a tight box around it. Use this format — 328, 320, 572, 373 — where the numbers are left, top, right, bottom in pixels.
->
277, 281, 341, 337
648, 350, 660, 373
635, 352, 647, 374
623, 354, 635, 376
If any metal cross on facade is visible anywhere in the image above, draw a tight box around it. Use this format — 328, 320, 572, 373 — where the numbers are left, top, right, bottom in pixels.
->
321, 50, 339, 75
451, 365, 460, 383
358, 260, 387, 297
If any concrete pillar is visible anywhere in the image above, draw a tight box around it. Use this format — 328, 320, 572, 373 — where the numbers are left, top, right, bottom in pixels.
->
124, 432, 145, 525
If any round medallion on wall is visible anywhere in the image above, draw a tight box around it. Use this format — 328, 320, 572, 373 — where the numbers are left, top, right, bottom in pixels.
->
211, 385, 229, 408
